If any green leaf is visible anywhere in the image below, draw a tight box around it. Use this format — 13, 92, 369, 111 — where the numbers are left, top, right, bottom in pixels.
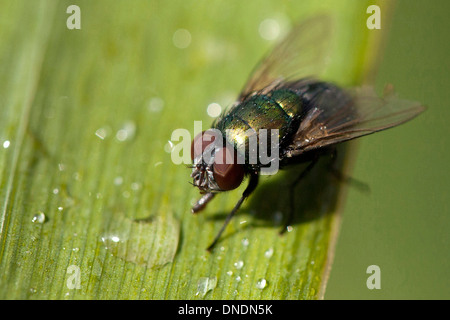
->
0, 0, 387, 299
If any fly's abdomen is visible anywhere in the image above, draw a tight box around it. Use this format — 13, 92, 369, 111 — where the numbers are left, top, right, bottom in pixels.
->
214, 90, 303, 165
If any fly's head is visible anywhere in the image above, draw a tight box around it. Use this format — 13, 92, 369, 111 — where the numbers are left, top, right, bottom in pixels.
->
191, 130, 245, 193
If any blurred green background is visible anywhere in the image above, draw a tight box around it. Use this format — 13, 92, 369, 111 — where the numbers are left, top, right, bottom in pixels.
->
326, 0, 450, 299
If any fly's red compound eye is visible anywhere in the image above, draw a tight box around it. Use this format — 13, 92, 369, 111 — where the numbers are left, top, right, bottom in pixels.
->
213, 145, 244, 191
191, 130, 216, 161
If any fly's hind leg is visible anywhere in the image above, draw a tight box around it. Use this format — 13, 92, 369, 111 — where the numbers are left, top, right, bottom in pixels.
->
280, 147, 369, 235
280, 156, 319, 235
328, 148, 370, 193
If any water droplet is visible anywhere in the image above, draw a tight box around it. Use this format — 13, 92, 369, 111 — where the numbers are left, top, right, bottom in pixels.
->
235, 276, 241, 282
164, 140, 174, 153
130, 182, 141, 191
286, 225, 293, 232
226, 271, 233, 276
32, 211, 46, 224
206, 102, 222, 118
264, 248, 274, 259
116, 121, 136, 142
173, 28, 191, 49
72, 172, 81, 181
100, 211, 180, 268
95, 127, 110, 140
110, 235, 120, 243
259, 19, 281, 41
241, 238, 249, 247
195, 277, 217, 297
234, 260, 244, 269
2, 140, 10, 149
114, 176, 123, 186
52, 188, 59, 195
256, 278, 267, 289
148, 97, 164, 113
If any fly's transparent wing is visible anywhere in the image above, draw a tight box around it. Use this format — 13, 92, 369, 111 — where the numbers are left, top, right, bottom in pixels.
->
287, 85, 426, 156
239, 15, 333, 100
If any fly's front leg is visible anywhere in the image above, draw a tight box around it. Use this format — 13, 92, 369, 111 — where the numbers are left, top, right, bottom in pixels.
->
207, 173, 259, 251
192, 193, 216, 214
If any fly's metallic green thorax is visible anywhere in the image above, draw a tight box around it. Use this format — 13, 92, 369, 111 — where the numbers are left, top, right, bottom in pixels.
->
213, 88, 304, 166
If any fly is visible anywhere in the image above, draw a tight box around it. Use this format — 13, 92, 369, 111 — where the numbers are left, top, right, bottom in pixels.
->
189, 16, 425, 251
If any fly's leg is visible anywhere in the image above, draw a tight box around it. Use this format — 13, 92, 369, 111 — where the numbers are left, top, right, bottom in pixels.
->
280, 157, 319, 235
192, 193, 216, 213
207, 173, 259, 251
329, 148, 370, 193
